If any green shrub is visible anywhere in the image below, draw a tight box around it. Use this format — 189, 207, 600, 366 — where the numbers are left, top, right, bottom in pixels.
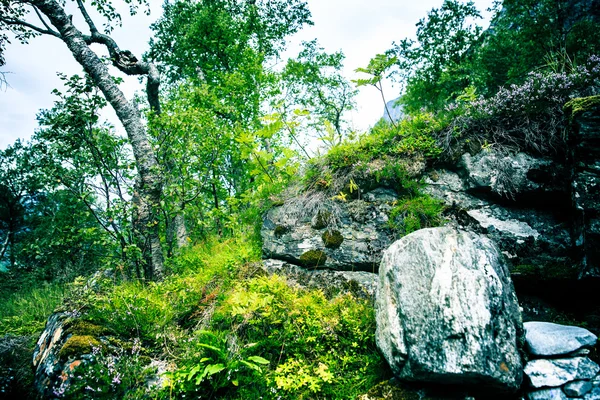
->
166, 275, 388, 399
389, 194, 446, 236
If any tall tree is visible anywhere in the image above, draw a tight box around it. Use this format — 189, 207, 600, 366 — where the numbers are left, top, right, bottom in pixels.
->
1, 0, 165, 280
147, 0, 312, 238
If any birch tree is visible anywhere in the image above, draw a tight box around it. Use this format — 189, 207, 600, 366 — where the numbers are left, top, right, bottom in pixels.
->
1, 0, 165, 279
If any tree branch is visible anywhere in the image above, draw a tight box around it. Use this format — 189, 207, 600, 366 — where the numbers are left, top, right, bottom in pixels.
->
32, 4, 57, 36
75, 0, 99, 35
0, 16, 60, 38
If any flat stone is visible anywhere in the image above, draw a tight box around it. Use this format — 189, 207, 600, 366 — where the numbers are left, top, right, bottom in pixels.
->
527, 388, 568, 400
563, 380, 593, 397
524, 357, 600, 388
524, 322, 598, 356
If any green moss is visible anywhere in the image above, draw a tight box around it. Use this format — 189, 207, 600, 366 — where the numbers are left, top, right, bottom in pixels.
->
65, 320, 109, 337
299, 250, 328, 268
59, 335, 101, 360
274, 225, 290, 237
565, 95, 600, 116
322, 230, 344, 249
312, 210, 332, 230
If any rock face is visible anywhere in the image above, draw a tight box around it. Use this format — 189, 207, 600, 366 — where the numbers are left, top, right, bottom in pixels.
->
570, 100, 600, 277
424, 150, 573, 273
524, 321, 598, 356
422, 101, 600, 279
375, 227, 523, 391
262, 190, 396, 272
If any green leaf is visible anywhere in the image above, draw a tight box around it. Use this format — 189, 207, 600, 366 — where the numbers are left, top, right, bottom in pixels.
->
247, 356, 270, 365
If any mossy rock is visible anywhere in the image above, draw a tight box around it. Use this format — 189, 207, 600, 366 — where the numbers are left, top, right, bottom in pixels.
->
274, 225, 290, 237
322, 230, 344, 249
312, 210, 332, 230
65, 320, 109, 337
299, 250, 328, 268
58, 335, 101, 360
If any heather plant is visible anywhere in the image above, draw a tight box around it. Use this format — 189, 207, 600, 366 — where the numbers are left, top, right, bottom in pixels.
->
439, 54, 600, 155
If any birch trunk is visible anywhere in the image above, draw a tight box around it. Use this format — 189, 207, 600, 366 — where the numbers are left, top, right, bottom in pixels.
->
32, 0, 165, 279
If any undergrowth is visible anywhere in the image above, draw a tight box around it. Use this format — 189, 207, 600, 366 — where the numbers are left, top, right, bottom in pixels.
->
52, 234, 388, 399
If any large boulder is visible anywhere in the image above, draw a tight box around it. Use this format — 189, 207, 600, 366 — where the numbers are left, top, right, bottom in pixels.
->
261, 190, 396, 272
376, 227, 523, 392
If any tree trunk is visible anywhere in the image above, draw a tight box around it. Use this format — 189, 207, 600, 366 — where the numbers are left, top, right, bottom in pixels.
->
33, 0, 164, 279
173, 212, 189, 248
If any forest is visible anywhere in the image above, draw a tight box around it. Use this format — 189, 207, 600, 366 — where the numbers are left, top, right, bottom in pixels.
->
1, 0, 600, 398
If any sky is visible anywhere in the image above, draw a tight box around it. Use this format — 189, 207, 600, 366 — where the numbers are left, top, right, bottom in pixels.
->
0, 0, 495, 150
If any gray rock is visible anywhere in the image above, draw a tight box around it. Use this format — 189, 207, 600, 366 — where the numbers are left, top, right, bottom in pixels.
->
423, 162, 572, 271
563, 380, 593, 397
527, 388, 568, 400
524, 322, 598, 357
583, 383, 600, 400
459, 151, 552, 197
524, 357, 600, 388
375, 227, 523, 391
261, 259, 378, 300
382, 96, 403, 123
262, 193, 394, 272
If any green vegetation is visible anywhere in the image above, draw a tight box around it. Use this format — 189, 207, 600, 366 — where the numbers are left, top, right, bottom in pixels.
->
42, 237, 386, 399
0, 283, 66, 336
2, 0, 600, 397
58, 335, 102, 360
389, 195, 446, 236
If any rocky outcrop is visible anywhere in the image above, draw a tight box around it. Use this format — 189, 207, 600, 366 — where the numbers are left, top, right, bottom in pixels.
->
570, 98, 600, 278
375, 227, 523, 392
522, 321, 600, 399
424, 150, 573, 273
261, 259, 377, 299
261, 190, 396, 272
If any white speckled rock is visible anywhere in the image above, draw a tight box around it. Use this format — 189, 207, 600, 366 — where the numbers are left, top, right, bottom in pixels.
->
524, 322, 598, 357
563, 380, 593, 397
375, 227, 523, 392
583, 385, 600, 400
527, 387, 568, 400
524, 357, 600, 388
